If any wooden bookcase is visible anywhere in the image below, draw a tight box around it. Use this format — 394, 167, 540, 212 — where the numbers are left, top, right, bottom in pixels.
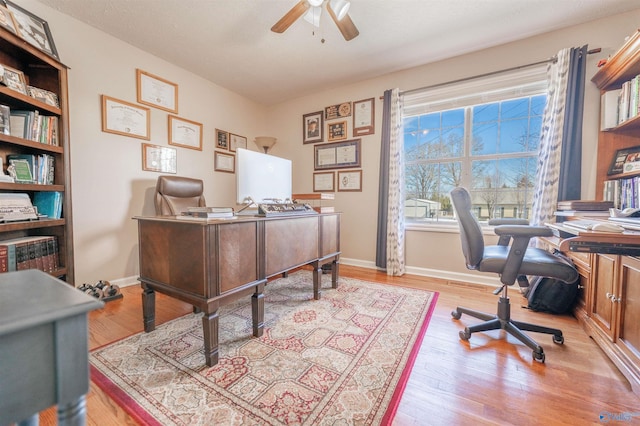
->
0, 26, 74, 284
592, 29, 640, 200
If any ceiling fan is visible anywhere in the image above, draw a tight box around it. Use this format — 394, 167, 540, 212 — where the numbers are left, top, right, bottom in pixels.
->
271, 0, 359, 41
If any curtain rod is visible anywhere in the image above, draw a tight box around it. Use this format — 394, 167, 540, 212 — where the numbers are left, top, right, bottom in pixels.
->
385, 47, 601, 99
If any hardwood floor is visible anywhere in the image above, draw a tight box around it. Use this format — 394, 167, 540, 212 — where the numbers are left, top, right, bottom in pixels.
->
41, 265, 639, 425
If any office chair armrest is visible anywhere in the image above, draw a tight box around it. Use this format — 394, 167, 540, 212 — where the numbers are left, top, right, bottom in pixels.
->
495, 225, 554, 286
488, 218, 529, 226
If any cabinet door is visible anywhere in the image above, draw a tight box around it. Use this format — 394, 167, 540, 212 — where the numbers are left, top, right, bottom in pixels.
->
568, 251, 592, 316
590, 253, 619, 341
617, 256, 640, 364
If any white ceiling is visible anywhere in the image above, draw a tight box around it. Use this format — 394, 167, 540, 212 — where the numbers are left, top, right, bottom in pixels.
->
36, 0, 640, 106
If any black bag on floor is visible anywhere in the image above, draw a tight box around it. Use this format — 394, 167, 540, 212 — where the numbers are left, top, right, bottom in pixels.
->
522, 250, 579, 314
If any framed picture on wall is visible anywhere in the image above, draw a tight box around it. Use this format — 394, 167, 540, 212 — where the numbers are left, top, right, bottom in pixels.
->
314, 139, 361, 170
168, 115, 202, 151
353, 98, 375, 136
313, 171, 335, 192
136, 69, 178, 113
215, 129, 229, 150
229, 133, 247, 152
328, 120, 347, 142
337, 170, 362, 191
4, 0, 59, 59
101, 95, 150, 140
303, 111, 323, 144
142, 143, 177, 173
214, 151, 235, 173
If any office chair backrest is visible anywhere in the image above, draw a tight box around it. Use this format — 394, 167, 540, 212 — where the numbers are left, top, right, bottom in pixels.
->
155, 175, 206, 215
450, 187, 485, 270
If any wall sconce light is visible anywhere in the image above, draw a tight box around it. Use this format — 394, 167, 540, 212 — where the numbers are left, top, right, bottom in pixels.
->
254, 136, 277, 154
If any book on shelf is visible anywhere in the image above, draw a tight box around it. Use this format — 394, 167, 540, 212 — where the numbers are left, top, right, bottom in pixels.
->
7, 153, 55, 185
33, 191, 62, 219
601, 89, 621, 130
554, 210, 611, 218
0, 193, 37, 222
0, 235, 58, 273
7, 108, 59, 145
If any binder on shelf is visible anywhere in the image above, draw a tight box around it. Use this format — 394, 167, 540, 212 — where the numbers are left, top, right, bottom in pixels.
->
33, 191, 62, 219
601, 89, 621, 130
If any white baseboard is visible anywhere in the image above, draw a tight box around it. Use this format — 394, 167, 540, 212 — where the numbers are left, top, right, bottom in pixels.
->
339, 257, 500, 288
109, 275, 140, 288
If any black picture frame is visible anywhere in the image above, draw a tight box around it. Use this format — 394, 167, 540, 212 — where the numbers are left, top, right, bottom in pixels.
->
608, 145, 640, 175
3, 0, 59, 60
303, 111, 324, 144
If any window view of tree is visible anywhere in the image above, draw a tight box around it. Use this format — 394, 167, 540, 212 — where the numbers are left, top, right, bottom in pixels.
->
403, 94, 545, 223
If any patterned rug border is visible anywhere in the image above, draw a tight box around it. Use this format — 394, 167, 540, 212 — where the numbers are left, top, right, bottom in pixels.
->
90, 272, 439, 425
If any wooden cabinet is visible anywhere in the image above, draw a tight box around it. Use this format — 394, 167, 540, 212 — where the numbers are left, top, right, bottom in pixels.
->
590, 253, 619, 341
0, 27, 73, 284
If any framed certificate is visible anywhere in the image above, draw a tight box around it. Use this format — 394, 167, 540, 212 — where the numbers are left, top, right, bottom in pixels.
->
313, 171, 335, 192
338, 170, 362, 192
101, 95, 150, 140
168, 115, 202, 151
353, 98, 375, 136
136, 69, 178, 113
314, 139, 361, 170
142, 143, 177, 173
214, 151, 235, 173
229, 133, 247, 152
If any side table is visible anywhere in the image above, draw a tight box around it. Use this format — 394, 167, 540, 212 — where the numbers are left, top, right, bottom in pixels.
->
0, 270, 103, 425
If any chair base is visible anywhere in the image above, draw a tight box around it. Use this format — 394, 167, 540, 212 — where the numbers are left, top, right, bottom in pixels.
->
451, 296, 564, 363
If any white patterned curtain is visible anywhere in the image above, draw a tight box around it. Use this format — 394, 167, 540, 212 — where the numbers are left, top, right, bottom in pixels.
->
530, 48, 571, 227
375, 88, 405, 276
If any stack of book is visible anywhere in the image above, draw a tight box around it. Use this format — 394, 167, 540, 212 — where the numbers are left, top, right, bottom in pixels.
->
178, 206, 235, 219
555, 200, 614, 220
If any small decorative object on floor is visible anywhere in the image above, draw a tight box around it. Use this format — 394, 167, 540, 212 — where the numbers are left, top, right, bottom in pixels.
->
78, 280, 122, 302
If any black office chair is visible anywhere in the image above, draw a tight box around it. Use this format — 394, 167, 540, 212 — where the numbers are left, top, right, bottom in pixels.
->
449, 187, 579, 363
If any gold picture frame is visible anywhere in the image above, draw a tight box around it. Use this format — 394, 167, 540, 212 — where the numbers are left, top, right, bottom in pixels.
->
101, 95, 150, 140
328, 120, 347, 142
142, 143, 177, 173
168, 115, 202, 151
0, 5, 19, 35
2, 64, 26, 94
136, 69, 178, 113
214, 151, 235, 173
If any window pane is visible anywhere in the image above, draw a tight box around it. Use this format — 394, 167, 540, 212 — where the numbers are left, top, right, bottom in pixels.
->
531, 94, 546, 115
405, 161, 461, 221
473, 103, 499, 123
499, 118, 529, 153
442, 109, 464, 127
501, 98, 529, 119
403, 116, 419, 132
472, 123, 497, 155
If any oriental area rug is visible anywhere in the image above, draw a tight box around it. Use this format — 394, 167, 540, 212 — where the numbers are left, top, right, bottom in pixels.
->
90, 271, 438, 425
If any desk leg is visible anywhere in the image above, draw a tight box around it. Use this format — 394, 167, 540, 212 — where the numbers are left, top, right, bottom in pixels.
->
142, 284, 156, 332
332, 258, 340, 289
202, 310, 219, 367
252, 283, 265, 337
57, 395, 86, 426
312, 262, 322, 300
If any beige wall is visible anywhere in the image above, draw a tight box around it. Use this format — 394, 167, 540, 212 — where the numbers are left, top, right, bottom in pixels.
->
26, 1, 640, 286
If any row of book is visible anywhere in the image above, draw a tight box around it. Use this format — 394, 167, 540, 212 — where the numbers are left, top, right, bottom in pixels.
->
0, 235, 59, 274
600, 74, 640, 130
603, 176, 640, 209
1, 105, 59, 146
7, 153, 55, 185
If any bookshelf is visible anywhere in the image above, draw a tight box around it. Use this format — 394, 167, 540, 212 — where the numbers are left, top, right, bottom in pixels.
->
0, 26, 73, 284
593, 29, 640, 205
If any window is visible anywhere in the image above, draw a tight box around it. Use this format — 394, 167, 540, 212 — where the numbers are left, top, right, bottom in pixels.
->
402, 66, 548, 224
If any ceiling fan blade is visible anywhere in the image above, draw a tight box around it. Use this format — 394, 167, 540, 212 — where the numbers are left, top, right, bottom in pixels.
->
271, 1, 310, 33
326, 6, 359, 41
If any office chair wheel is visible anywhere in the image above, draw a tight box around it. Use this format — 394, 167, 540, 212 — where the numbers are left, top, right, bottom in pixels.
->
451, 310, 462, 320
553, 334, 564, 345
459, 329, 471, 341
533, 350, 545, 363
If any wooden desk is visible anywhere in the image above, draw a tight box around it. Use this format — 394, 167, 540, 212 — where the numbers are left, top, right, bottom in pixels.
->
542, 223, 640, 396
0, 270, 103, 425
135, 213, 341, 367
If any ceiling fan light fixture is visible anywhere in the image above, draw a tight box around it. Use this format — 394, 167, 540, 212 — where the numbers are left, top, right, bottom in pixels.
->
303, 7, 321, 27
329, 0, 350, 20
308, 0, 323, 7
